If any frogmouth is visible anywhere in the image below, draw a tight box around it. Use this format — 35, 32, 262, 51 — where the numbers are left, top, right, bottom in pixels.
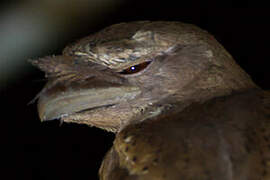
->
31, 21, 270, 180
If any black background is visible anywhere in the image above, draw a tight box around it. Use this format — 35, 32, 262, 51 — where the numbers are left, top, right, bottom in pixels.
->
2, 2, 269, 180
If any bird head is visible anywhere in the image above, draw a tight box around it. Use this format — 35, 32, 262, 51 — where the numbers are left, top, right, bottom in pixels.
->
31, 21, 256, 132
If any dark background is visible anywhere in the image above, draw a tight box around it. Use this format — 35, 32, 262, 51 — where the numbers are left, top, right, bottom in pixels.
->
1, 1, 269, 180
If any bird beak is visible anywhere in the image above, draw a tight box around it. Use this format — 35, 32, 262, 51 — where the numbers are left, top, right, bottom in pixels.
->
37, 79, 140, 122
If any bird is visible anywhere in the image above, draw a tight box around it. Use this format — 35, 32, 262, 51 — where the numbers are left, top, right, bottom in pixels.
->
31, 21, 270, 180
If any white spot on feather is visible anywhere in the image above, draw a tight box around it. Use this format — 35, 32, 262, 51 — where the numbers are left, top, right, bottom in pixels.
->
205, 50, 213, 58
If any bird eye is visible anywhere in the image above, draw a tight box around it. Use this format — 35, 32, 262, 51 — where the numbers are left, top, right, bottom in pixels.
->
120, 61, 151, 75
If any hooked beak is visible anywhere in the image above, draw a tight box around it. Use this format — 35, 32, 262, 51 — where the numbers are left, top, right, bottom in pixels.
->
37, 79, 140, 121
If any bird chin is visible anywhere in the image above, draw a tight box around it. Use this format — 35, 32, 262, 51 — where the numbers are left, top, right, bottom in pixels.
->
60, 103, 136, 132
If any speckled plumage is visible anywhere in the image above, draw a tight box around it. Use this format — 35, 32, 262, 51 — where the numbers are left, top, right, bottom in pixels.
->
31, 21, 270, 180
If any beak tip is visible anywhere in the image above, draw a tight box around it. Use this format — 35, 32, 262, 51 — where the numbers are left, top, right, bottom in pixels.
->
38, 99, 50, 122
38, 108, 45, 122
38, 113, 46, 122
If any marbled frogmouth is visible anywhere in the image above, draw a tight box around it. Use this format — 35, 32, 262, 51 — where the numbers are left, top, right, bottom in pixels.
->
31, 21, 270, 180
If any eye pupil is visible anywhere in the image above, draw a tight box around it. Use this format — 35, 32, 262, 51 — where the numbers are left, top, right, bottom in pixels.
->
120, 61, 151, 75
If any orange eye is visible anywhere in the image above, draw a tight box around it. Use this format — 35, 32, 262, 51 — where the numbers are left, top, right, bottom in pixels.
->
120, 61, 151, 75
